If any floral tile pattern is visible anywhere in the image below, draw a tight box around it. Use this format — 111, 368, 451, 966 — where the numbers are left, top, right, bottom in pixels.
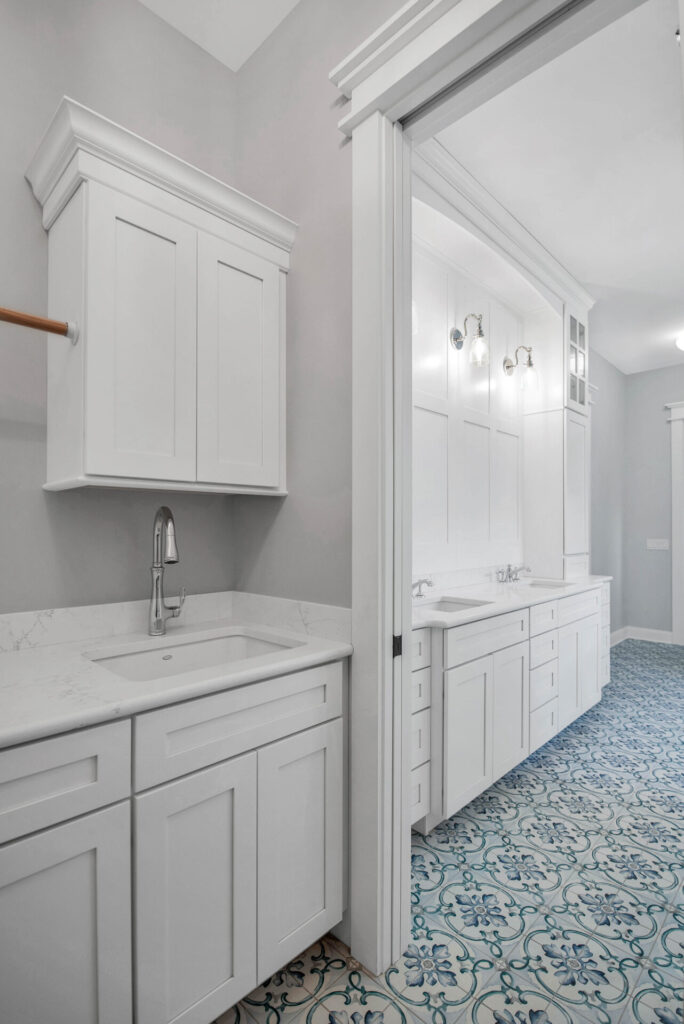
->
217, 640, 683, 1024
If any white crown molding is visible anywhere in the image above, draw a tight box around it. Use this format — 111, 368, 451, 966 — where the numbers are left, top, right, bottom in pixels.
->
414, 138, 594, 313
26, 97, 297, 252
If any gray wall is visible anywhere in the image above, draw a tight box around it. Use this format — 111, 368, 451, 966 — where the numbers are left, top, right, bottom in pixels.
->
623, 364, 684, 632
591, 351, 684, 634
0, 0, 239, 612
590, 352, 626, 630
231, 0, 404, 608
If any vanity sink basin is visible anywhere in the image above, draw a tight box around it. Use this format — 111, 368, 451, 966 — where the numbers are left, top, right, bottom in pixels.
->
528, 581, 573, 589
419, 597, 493, 612
90, 631, 300, 682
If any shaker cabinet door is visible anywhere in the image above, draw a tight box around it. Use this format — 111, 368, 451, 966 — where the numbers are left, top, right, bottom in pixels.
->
135, 754, 257, 1024
257, 719, 343, 980
443, 655, 493, 817
578, 614, 600, 712
491, 641, 529, 782
85, 183, 198, 481
0, 803, 132, 1024
197, 234, 282, 488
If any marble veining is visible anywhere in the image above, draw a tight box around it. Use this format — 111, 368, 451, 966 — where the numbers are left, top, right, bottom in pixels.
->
218, 640, 683, 1024
0, 590, 350, 653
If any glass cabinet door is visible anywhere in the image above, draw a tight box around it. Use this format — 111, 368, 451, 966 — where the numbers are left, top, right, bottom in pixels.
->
567, 311, 589, 414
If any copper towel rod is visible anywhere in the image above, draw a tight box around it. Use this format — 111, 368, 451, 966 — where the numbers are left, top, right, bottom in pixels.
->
0, 305, 78, 343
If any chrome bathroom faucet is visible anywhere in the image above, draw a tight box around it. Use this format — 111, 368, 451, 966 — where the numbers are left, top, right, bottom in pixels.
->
149, 506, 186, 635
412, 577, 434, 599
496, 564, 531, 583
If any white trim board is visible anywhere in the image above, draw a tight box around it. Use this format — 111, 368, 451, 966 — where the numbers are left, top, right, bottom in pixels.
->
610, 627, 675, 647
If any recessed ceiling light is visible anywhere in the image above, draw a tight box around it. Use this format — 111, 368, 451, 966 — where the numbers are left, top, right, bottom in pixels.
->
676, 333, 684, 352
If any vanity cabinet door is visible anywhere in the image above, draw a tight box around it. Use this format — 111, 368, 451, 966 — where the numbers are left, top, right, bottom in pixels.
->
197, 234, 283, 488
0, 803, 132, 1024
578, 614, 600, 712
85, 182, 198, 481
135, 754, 257, 1024
444, 656, 493, 817
257, 720, 343, 981
558, 621, 581, 730
491, 641, 529, 782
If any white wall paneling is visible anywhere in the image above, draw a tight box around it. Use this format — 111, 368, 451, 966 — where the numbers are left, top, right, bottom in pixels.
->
412, 241, 524, 575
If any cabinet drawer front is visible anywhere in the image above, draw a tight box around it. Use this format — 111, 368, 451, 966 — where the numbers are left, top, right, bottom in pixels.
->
411, 628, 431, 670
134, 662, 343, 791
530, 630, 558, 669
558, 589, 600, 626
445, 610, 529, 668
601, 656, 610, 688
410, 763, 430, 825
411, 667, 431, 714
411, 708, 431, 770
530, 660, 559, 712
529, 698, 559, 753
530, 601, 558, 637
0, 721, 131, 845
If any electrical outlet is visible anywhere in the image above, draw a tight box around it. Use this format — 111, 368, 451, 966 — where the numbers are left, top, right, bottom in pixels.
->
646, 538, 670, 550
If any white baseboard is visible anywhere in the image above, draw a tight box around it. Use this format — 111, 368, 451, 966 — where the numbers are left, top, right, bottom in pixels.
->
611, 626, 674, 647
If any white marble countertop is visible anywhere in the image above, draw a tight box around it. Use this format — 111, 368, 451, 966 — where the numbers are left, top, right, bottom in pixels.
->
0, 617, 352, 750
412, 576, 611, 630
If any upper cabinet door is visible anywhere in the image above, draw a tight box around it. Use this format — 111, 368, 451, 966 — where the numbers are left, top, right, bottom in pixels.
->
565, 308, 589, 416
85, 183, 198, 481
197, 234, 283, 488
564, 410, 590, 555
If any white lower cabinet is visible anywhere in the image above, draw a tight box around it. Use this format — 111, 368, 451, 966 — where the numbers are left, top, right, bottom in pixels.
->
491, 642, 529, 781
135, 755, 258, 1024
0, 802, 132, 1024
444, 655, 493, 817
257, 720, 343, 979
558, 613, 600, 730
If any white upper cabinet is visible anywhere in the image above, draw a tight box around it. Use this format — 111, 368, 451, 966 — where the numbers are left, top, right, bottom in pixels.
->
565, 307, 590, 416
27, 98, 296, 495
197, 235, 282, 487
86, 185, 198, 482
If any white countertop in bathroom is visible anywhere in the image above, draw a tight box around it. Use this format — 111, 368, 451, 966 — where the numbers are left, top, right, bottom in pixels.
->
0, 618, 352, 750
412, 576, 611, 630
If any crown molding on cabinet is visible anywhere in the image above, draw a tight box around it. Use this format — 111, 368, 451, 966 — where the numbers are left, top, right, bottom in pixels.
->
414, 138, 595, 315
26, 97, 298, 253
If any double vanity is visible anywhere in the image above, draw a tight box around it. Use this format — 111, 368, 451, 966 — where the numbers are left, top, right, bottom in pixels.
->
0, 603, 350, 1024
409, 576, 611, 832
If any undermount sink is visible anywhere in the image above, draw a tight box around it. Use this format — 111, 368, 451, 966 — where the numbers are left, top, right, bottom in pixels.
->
528, 580, 573, 589
89, 631, 300, 682
419, 597, 493, 612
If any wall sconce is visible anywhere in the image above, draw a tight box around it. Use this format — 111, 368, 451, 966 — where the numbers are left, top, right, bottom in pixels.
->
503, 345, 538, 390
450, 313, 489, 367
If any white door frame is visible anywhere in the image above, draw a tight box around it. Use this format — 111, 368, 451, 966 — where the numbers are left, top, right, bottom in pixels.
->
666, 402, 684, 644
332, 0, 648, 974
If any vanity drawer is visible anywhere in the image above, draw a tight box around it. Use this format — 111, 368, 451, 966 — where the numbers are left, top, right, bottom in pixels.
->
134, 661, 343, 790
530, 600, 558, 637
601, 656, 611, 688
530, 630, 558, 669
530, 660, 559, 712
412, 628, 431, 671
411, 708, 431, 770
411, 666, 431, 714
0, 721, 131, 845
529, 698, 559, 753
445, 609, 529, 669
410, 762, 430, 824
558, 589, 600, 626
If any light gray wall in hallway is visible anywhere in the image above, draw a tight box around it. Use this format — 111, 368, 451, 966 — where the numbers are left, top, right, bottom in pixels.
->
590, 352, 626, 631
231, 0, 405, 608
623, 363, 684, 633
0, 0, 238, 612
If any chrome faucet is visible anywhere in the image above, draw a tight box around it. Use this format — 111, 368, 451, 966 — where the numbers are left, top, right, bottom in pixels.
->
497, 564, 531, 583
412, 577, 434, 599
149, 506, 186, 636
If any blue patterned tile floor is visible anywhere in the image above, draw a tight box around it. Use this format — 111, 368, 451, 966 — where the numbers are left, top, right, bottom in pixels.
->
217, 640, 684, 1024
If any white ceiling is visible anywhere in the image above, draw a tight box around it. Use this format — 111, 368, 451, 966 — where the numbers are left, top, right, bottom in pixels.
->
137, 0, 302, 72
434, 0, 684, 375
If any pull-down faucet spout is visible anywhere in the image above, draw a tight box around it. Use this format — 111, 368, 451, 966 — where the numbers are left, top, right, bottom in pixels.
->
149, 506, 185, 636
